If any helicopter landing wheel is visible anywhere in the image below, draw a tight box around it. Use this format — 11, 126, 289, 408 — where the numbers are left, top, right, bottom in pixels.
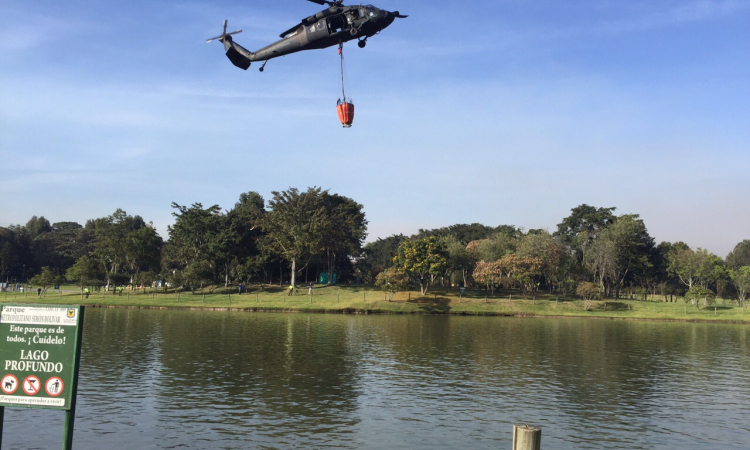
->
358, 39, 367, 48
259, 60, 268, 72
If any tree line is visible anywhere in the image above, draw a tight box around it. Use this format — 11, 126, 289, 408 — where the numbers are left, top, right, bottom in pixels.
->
2, 193, 749, 305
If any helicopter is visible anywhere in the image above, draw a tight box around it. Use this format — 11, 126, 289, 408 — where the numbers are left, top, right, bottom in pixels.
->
207, 0, 407, 72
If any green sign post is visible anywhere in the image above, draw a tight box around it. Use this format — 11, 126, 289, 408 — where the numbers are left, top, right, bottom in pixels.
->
0, 304, 85, 450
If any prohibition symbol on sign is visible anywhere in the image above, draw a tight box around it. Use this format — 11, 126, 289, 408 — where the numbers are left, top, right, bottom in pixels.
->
2, 374, 18, 394
23, 375, 41, 395
45, 376, 64, 397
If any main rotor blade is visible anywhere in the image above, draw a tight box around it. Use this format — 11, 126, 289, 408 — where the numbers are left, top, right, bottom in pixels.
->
306, 0, 327, 5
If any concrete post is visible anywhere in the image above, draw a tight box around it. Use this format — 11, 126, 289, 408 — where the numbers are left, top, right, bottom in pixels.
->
512, 424, 541, 450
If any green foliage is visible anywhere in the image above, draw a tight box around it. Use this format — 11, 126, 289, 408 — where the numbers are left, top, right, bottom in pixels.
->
262, 187, 330, 287
684, 286, 716, 308
319, 192, 368, 284
472, 260, 503, 294
516, 231, 568, 292
167, 202, 224, 291
576, 281, 600, 301
555, 204, 617, 243
500, 254, 543, 298
357, 234, 407, 282
417, 223, 515, 244
29, 266, 63, 295
465, 233, 516, 262
726, 240, 750, 269
375, 268, 410, 301
393, 236, 448, 295
65, 255, 103, 288
729, 266, 750, 308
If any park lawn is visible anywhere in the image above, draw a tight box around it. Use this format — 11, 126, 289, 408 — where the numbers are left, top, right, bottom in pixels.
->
3, 284, 748, 323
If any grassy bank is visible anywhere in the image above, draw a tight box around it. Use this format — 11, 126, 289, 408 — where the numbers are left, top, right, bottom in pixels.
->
3, 284, 748, 323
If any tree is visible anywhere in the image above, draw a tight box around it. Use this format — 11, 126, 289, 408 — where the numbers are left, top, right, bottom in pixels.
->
667, 246, 702, 289
684, 286, 716, 308
227, 192, 266, 285
465, 233, 516, 264
726, 240, 750, 269
576, 281, 600, 310
393, 236, 448, 295
444, 235, 474, 287
472, 260, 503, 296
375, 268, 410, 301
729, 267, 750, 308
31, 222, 95, 276
356, 234, 407, 283
91, 209, 148, 288
555, 205, 617, 274
262, 187, 328, 289
29, 267, 63, 296
556, 204, 617, 242
167, 202, 224, 292
501, 254, 543, 298
319, 192, 367, 285
598, 215, 654, 298
65, 256, 103, 292
124, 225, 163, 285
576, 281, 600, 300
516, 231, 568, 293
25, 216, 52, 239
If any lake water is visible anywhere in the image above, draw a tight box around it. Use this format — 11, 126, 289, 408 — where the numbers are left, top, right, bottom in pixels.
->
2, 308, 749, 449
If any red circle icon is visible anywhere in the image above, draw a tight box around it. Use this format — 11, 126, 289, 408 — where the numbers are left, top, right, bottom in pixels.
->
22, 375, 41, 396
45, 377, 64, 397
1, 374, 18, 394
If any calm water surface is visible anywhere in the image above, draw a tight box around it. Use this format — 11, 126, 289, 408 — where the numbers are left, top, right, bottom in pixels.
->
3, 308, 749, 449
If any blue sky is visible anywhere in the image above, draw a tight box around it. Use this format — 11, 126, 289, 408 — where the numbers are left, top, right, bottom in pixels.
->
1, 0, 748, 257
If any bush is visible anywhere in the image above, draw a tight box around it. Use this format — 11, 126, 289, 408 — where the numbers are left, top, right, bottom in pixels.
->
684, 286, 716, 308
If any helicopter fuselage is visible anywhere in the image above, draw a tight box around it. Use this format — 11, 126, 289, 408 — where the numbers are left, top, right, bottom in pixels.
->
216, 4, 402, 70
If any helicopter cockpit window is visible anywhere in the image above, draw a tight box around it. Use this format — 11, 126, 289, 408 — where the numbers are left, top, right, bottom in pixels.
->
364, 5, 382, 20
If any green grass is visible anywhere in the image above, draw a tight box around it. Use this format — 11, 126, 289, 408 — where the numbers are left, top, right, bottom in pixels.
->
3, 284, 748, 323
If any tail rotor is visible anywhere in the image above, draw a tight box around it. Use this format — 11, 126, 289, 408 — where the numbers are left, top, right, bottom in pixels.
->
207, 20, 243, 43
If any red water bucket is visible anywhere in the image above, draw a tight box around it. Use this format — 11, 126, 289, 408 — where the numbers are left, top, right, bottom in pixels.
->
336, 101, 354, 127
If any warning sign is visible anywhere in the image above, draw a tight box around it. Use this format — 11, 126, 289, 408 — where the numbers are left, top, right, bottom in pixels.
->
0, 304, 84, 410
45, 376, 64, 397
23, 375, 41, 395
2, 374, 18, 394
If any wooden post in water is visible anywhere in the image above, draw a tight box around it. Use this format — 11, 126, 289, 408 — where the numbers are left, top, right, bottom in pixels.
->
512, 424, 541, 450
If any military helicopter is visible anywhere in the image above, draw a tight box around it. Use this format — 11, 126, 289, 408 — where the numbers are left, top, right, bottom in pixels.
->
207, 0, 407, 72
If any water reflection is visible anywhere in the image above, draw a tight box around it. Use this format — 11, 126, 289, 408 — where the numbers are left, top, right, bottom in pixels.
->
2, 310, 748, 449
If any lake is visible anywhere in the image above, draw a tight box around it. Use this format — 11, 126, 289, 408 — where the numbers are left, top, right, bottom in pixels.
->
2, 308, 749, 449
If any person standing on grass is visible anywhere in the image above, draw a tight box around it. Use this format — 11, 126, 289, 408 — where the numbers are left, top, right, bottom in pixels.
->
288, 284, 294, 296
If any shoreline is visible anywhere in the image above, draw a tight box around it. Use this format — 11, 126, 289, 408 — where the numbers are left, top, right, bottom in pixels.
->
4, 285, 748, 325
75, 302, 750, 325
